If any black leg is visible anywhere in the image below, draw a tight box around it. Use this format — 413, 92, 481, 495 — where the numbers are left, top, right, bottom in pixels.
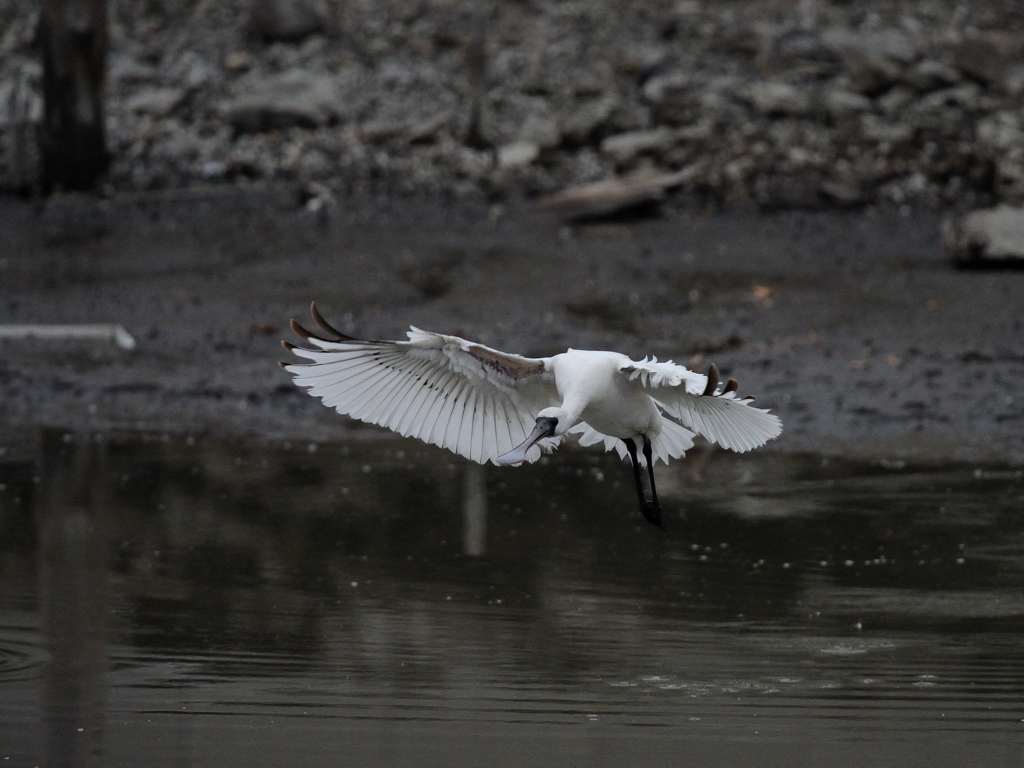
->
642, 437, 660, 508
625, 437, 664, 530
624, 438, 644, 506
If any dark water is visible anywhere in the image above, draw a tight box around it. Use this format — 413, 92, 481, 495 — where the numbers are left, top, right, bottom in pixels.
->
1, 432, 1023, 767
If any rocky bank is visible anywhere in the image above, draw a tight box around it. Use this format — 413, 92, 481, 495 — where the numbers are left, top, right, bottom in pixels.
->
2, 0, 1024, 211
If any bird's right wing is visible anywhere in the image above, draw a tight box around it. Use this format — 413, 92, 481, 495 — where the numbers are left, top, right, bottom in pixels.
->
281, 304, 560, 465
619, 357, 782, 453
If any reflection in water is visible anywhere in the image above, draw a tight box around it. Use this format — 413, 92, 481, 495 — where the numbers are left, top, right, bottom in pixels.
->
37, 435, 108, 768
0, 432, 1023, 766
462, 463, 487, 557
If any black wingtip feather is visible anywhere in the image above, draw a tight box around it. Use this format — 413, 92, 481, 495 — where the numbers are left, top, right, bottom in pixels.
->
310, 301, 357, 341
290, 318, 317, 341
702, 363, 720, 396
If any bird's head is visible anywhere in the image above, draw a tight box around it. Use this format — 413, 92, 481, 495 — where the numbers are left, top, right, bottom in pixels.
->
494, 407, 572, 466
536, 406, 572, 436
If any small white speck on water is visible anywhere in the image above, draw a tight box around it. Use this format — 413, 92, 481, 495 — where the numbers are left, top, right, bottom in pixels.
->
445, 595, 452, 601
306, 442, 318, 453
586, 714, 599, 721
350, 581, 359, 588
699, 554, 708, 562
844, 559, 854, 567
854, 621, 863, 630
956, 557, 965, 565
782, 562, 790, 569
361, 464, 372, 474
76, 728, 85, 733
819, 560, 829, 567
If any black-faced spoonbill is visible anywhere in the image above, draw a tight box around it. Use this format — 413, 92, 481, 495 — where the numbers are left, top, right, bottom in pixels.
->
281, 303, 782, 529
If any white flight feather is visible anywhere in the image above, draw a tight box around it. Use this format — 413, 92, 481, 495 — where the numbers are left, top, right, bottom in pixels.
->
619, 358, 782, 453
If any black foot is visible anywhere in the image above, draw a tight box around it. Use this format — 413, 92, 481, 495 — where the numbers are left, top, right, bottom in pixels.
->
625, 437, 667, 531
641, 500, 665, 530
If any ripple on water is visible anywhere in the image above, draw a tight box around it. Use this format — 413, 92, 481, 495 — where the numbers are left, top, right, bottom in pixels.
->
0, 625, 47, 684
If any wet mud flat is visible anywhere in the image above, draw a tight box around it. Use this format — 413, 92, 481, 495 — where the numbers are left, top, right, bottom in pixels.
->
1, 432, 1023, 766
1, 189, 1023, 464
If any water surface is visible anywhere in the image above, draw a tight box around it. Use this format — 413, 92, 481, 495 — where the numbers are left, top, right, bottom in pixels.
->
1, 432, 1023, 766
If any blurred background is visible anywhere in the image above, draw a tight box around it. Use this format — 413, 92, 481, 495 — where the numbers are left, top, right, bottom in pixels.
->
0, 0, 1023, 208
2, 2, 1024, 766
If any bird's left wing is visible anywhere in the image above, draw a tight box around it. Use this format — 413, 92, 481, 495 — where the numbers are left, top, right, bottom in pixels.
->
619, 357, 782, 453
281, 304, 560, 465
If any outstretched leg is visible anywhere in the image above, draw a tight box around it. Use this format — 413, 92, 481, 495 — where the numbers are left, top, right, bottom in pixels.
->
624, 438, 665, 530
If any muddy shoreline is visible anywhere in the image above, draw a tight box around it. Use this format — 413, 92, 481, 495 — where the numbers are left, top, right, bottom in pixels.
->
1, 187, 1022, 464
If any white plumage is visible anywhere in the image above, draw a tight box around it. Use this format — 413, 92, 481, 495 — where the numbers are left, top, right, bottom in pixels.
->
283, 304, 781, 527
282, 304, 782, 468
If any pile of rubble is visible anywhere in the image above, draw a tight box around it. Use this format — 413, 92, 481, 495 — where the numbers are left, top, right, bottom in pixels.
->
2, 0, 1024, 217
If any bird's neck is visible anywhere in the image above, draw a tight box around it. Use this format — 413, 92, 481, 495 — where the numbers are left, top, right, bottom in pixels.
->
558, 396, 586, 431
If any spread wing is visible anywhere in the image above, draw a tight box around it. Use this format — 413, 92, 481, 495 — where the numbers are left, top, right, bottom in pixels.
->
620, 357, 782, 453
281, 303, 560, 465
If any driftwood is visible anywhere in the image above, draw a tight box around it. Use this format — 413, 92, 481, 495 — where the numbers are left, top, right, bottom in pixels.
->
38, 0, 109, 192
538, 165, 702, 221
0, 324, 136, 350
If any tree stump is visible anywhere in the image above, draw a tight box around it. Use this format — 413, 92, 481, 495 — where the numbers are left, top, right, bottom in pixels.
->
38, 0, 109, 192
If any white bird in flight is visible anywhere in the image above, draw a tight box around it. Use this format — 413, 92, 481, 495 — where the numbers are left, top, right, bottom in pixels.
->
282, 303, 782, 528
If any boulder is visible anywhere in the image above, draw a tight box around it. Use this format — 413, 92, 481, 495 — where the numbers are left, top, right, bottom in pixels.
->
944, 206, 1024, 266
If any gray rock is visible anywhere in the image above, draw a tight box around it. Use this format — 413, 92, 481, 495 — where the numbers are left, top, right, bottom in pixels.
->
950, 32, 1024, 87
995, 158, 1024, 203
224, 70, 345, 131
823, 28, 917, 94
903, 59, 960, 92
618, 45, 669, 78
747, 81, 811, 116
642, 71, 697, 123
861, 115, 914, 144
363, 111, 452, 145
821, 177, 866, 206
497, 141, 539, 170
561, 94, 619, 145
642, 71, 691, 104
110, 54, 159, 86
977, 112, 1023, 153
945, 206, 1024, 264
824, 88, 872, 117
876, 87, 914, 115
249, 0, 325, 43
914, 84, 980, 114
125, 87, 185, 116
517, 112, 561, 149
1004, 65, 1024, 97
600, 128, 676, 164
